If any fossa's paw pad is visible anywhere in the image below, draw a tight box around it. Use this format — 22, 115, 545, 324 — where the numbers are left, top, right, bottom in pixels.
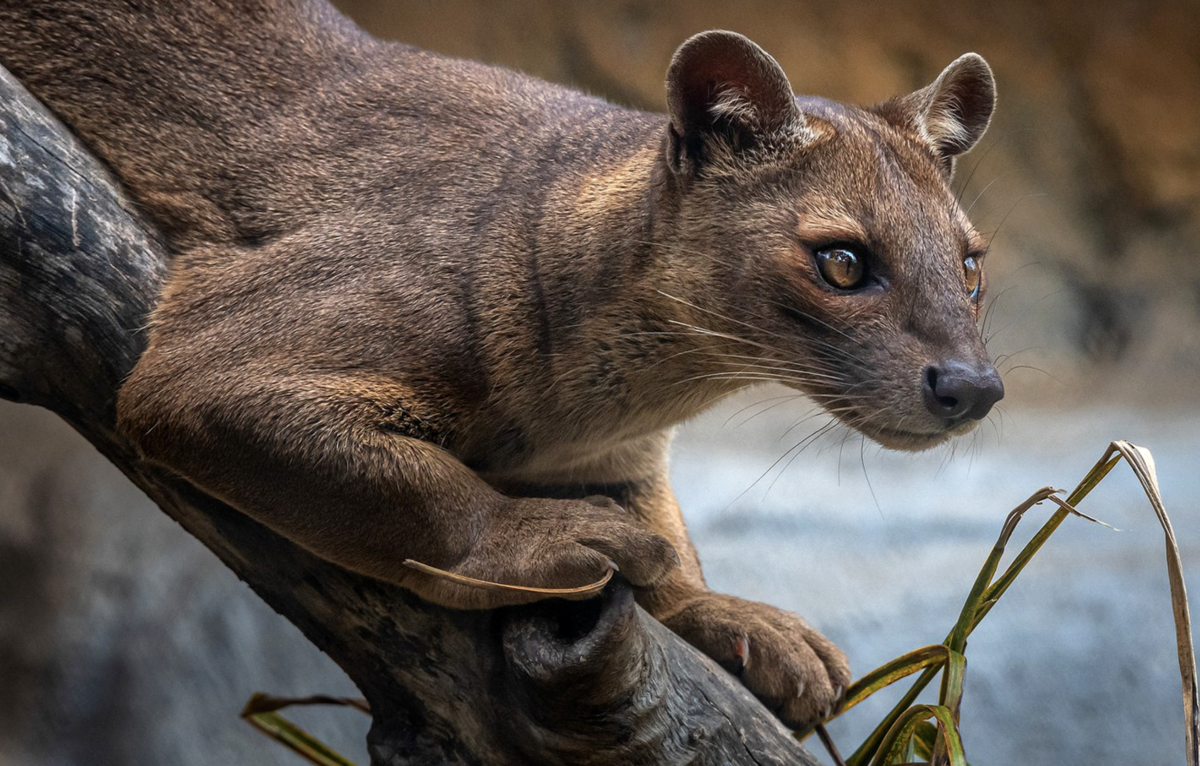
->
662, 592, 850, 729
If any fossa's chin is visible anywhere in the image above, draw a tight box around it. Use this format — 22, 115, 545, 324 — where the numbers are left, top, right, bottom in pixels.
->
862, 419, 979, 452
817, 400, 980, 452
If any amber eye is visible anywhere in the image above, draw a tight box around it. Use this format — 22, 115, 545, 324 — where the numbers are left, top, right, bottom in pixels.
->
815, 247, 866, 290
964, 255, 982, 299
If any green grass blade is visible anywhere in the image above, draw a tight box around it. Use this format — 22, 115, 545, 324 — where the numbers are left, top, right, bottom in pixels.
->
938, 649, 967, 719
946, 487, 1057, 651
850, 488, 1057, 765
972, 454, 1123, 629
242, 711, 359, 766
849, 455, 1127, 764
847, 666, 941, 766
799, 643, 950, 740
869, 705, 935, 766
968, 507, 1068, 630
241, 693, 366, 766
868, 704, 966, 766
931, 651, 968, 763
911, 721, 938, 761
924, 705, 968, 766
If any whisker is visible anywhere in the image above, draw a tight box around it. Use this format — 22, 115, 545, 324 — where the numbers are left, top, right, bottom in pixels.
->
659, 289, 868, 365
983, 192, 1048, 248
723, 393, 809, 429
729, 416, 841, 507
954, 131, 1012, 203
766, 420, 841, 495
963, 171, 1015, 218
858, 434, 882, 516
1002, 364, 1058, 382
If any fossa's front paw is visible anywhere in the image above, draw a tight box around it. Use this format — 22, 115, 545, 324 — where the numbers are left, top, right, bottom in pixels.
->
403, 495, 678, 610
661, 592, 850, 729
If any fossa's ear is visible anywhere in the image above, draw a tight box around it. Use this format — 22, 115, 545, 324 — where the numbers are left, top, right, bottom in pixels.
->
665, 30, 806, 176
880, 53, 996, 172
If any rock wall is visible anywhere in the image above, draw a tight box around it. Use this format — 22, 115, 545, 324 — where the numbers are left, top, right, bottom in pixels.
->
336, 0, 1200, 394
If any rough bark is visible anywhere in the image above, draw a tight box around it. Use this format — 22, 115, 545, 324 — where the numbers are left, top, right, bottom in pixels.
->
0, 63, 820, 765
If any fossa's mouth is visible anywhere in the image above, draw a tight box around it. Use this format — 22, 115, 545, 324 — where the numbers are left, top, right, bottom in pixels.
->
834, 407, 979, 452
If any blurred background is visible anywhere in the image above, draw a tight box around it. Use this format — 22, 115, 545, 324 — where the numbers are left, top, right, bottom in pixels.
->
1, 1, 1197, 764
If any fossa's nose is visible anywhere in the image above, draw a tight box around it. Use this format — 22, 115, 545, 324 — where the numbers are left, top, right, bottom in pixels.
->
922, 360, 1004, 422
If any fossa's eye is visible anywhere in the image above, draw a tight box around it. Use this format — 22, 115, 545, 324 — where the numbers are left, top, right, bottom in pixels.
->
964, 255, 982, 300
815, 247, 866, 290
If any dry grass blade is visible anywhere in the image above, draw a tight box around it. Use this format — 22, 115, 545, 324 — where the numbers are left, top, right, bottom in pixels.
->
1106, 441, 1198, 766
403, 558, 613, 598
241, 692, 369, 766
242, 693, 371, 716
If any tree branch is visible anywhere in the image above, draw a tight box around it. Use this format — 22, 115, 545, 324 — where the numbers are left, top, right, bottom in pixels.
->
0, 63, 820, 766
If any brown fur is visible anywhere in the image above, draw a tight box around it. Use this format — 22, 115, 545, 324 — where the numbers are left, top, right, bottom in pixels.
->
0, 0, 1000, 728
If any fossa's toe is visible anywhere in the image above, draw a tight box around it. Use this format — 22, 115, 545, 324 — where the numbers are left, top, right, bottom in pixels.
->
661, 592, 850, 729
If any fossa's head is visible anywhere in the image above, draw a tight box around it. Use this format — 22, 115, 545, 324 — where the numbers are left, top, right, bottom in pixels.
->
658, 31, 1002, 451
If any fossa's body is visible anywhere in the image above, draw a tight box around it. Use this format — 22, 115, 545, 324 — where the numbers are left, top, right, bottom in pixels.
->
0, 0, 1002, 726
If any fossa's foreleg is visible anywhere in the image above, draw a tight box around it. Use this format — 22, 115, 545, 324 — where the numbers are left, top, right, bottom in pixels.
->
117, 335, 678, 610
621, 454, 850, 728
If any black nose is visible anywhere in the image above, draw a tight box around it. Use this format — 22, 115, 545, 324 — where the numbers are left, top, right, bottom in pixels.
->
922, 360, 1004, 422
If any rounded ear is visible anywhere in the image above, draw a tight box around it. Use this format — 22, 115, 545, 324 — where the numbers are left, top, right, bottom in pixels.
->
665, 30, 804, 173
880, 53, 996, 164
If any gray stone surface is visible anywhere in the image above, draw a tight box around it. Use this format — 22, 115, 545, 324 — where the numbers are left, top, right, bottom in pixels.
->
1, 390, 1197, 765
673, 389, 1200, 765
0, 402, 370, 766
